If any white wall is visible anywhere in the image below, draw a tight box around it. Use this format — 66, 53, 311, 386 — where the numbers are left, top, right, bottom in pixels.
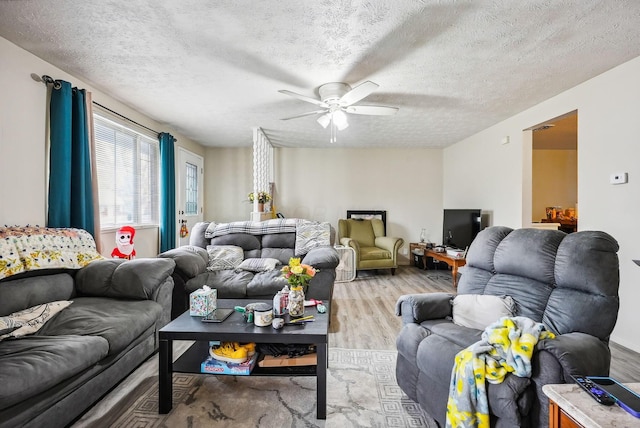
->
204, 146, 254, 222
205, 147, 444, 263
443, 55, 640, 352
532, 149, 577, 222
0, 37, 205, 258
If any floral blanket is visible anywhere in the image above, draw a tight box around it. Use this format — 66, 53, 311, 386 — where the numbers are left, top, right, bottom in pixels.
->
445, 316, 555, 428
0, 226, 103, 280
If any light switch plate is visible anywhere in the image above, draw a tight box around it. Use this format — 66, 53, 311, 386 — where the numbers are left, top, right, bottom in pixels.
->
610, 172, 628, 184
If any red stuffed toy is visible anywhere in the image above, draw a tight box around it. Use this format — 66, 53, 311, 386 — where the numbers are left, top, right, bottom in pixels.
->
111, 226, 136, 260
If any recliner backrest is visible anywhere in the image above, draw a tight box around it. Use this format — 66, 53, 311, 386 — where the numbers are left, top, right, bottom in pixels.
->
458, 226, 619, 340
339, 218, 386, 247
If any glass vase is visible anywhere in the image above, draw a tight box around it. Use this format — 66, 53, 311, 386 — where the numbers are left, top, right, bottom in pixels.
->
288, 286, 305, 317
420, 228, 426, 243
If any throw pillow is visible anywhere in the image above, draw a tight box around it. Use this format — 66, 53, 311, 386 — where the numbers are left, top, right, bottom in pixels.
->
295, 221, 331, 256
235, 258, 280, 273
0, 300, 73, 341
206, 245, 244, 271
451, 294, 516, 330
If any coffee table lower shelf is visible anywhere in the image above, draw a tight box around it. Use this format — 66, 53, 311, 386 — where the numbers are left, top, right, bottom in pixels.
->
173, 341, 318, 376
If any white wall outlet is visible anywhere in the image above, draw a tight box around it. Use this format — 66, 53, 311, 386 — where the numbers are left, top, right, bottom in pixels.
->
610, 172, 628, 185
401, 248, 408, 256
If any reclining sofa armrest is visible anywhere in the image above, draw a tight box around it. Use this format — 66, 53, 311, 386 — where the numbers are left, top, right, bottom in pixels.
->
395, 292, 454, 325
76, 258, 176, 301
158, 246, 208, 279
535, 332, 612, 380
301, 246, 340, 270
529, 332, 612, 427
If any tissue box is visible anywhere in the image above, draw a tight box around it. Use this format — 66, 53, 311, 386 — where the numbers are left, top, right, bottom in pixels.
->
189, 286, 217, 316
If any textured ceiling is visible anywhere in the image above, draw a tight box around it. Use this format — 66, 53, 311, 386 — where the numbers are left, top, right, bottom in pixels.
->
1, 1, 640, 148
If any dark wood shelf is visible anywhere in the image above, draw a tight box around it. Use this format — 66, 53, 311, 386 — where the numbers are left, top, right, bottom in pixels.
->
173, 341, 317, 377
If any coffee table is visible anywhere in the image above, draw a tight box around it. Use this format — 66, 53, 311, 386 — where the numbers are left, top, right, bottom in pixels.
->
158, 298, 330, 419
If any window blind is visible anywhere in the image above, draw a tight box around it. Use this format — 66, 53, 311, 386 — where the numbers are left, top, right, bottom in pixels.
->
93, 109, 159, 228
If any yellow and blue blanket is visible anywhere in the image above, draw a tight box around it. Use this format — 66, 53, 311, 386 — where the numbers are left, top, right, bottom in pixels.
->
445, 316, 555, 428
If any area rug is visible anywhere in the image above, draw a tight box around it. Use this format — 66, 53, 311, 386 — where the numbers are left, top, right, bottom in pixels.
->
90, 348, 437, 427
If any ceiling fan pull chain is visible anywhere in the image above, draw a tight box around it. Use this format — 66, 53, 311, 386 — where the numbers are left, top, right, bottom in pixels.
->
330, 115, 336, 144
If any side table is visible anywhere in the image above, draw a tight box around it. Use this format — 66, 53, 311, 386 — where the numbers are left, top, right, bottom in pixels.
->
409, 242, 428, 269
543, 382, 640, 427
424, 249, 466, 288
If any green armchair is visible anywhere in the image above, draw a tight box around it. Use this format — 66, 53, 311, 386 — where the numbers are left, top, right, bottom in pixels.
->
338, 218, 404, 275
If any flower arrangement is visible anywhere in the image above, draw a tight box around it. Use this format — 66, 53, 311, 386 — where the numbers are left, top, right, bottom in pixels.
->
281, 257, 317, 289
247, 191, 271, 204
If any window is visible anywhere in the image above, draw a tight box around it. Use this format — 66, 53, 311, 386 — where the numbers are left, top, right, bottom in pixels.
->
185, 161, 198, 215
94, 110, 159, 228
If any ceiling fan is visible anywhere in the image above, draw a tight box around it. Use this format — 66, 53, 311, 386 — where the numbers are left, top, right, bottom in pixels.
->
279, 81, 398, 143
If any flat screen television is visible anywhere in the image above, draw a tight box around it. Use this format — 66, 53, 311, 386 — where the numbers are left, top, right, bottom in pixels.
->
442, 209, 482, 250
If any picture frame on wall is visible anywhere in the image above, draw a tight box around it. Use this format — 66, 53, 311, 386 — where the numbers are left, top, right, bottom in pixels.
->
346, 210, 387, 234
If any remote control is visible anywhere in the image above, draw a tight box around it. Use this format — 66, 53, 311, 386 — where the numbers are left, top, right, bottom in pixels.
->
570, 375, 616, 406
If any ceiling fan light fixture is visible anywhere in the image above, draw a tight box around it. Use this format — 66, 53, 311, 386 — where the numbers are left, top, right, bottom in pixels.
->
317, 113, 331, 129
333, 110, 349, 130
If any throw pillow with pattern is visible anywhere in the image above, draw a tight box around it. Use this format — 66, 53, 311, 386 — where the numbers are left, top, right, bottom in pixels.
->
206, 245, 244, 271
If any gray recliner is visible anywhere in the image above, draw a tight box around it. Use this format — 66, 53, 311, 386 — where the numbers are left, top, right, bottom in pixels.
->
395, 226, 620, 427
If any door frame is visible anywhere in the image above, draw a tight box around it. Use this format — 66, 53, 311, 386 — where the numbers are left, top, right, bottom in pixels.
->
176, 148, 204, 246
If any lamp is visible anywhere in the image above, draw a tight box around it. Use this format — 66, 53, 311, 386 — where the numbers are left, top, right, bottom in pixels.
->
316, 106, 349, 144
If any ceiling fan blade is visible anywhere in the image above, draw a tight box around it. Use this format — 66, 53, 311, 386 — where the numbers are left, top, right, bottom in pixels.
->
339, 81, 379, 106
344, 105, 398, 116
278, 90, 328, 108
280, 110, 327, 121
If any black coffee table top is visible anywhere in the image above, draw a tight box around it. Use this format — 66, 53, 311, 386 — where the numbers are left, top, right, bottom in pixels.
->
160, 298, 330, 344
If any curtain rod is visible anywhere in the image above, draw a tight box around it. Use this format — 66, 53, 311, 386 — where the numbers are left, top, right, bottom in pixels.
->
92, 101, 160, 136
32, 73, 169, 139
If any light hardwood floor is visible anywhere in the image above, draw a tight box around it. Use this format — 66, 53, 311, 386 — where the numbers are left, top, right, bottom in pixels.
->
330, 265, 640, 382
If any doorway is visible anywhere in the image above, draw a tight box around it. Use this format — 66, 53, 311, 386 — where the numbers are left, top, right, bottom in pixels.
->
177, 148, 204, 246
530, 112, 578, 232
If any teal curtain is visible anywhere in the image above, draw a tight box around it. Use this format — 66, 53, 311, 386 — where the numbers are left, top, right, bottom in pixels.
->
159, 132, 176, 252
48, 80, 95, 236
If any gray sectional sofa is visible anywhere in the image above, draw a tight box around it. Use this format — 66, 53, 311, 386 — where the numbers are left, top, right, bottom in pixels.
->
396, 226, 620, 427
159, 219, 340, 319
0, 245, 175, 428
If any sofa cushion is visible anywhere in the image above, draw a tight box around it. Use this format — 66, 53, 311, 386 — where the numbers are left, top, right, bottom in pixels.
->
36, 297, 161, 355
0, 335, 109, 410
415, 330, 532, 422
246, 270, 288, 297
186, 270, 253, 298
451, 294, 515, 330
0, 301, 72, 340
206, 245, 244, 271
210, 233, 261, 251
262, 232, 296, 249
75, 258, 176, 300
261, 248, 294, 264
0, 273, 75, 316
235, 258, 280, 273
360, 246, 390, 260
